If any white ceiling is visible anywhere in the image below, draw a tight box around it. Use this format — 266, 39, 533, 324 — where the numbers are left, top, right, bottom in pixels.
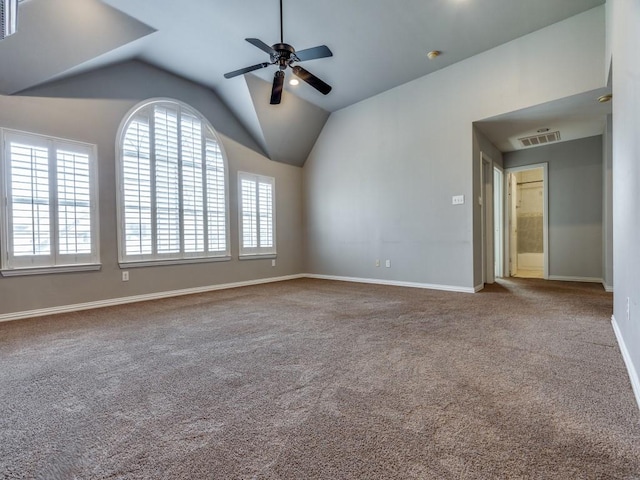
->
0, 0, 609, 162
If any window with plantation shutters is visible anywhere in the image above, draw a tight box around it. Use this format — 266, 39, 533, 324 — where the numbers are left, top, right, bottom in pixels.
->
117, 100, 229, 265
238, 172, 275, 257
0, 130, 99, 275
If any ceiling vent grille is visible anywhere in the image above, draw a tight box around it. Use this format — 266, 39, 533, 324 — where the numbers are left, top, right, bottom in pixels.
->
518, 131, 561, 148
518, 131, 560, 147
1, 0, 18, 40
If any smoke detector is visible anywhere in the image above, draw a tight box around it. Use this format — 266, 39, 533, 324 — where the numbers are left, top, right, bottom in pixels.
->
518, 131, 561, 148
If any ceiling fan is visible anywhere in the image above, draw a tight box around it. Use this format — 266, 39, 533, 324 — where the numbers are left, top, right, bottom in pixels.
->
223, 0, 333, 105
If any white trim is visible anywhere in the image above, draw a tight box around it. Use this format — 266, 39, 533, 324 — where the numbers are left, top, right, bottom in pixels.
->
603, 283, 614, 293
548, 275, 604, 284
0, 274, 305, 323
474, 283, 485, 292
239, 254, 277, 260
1, 263, 101, 277
611, 315, 640, 411
238, 171, 276, 257
1, 129, 100, 270
306, 274, 476, 294
115, 98, 231, 264
480, 152, 494, 285
119, 256, 231, 269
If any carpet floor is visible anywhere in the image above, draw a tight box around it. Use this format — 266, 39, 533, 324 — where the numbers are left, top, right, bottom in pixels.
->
1, 278, 639, 479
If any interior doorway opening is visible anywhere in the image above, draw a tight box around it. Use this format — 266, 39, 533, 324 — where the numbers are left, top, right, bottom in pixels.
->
506, 164, 549, 279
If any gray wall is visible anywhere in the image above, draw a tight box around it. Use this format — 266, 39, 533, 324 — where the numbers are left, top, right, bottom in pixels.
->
0, 61, 304, 316
504, 136, 603, 281
473, 126, 504, 170
610, 0, 640, 403
304, 8, 605, 291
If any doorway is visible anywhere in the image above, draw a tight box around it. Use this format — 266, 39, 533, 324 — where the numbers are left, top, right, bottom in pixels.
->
506, 164, 549, 279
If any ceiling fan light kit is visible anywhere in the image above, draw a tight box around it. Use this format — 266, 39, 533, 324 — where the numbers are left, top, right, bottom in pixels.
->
224, 0, 333, 105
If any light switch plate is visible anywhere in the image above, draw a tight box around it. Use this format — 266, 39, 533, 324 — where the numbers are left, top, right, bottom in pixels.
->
452, 195, 465, 205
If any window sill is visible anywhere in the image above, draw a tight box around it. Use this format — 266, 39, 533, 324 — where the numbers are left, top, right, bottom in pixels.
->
119, 256, 231, 268
1, 263, 102, 277
239, 254, 277, 260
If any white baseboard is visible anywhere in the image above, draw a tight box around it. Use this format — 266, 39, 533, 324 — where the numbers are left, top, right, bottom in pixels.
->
603, 283, 614, 293
305, 274, 476, 294
474, 283, 485, 292
0, 274, 306, 323
548, 275, 604, 284
611, 315, 640, 411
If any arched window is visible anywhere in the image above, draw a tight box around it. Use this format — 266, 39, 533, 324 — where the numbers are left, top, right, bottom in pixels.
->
117, 99, 229, 265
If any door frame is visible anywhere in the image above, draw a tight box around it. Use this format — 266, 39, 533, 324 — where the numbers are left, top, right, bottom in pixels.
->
505, 163, 549, 279
493, 165, 505, 278
480, 152, 494, 284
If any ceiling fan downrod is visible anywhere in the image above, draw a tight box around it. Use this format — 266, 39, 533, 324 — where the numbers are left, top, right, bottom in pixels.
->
223, 0, 334, 104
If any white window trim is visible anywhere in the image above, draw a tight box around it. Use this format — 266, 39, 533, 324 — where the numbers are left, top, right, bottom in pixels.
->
115, 98, 231, 266
238, 171, 276, 258
0, 129, 100, 276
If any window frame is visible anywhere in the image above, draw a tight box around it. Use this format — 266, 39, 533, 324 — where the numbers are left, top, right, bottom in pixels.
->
115, 98, 231, 267
0, 129, 100, 276
238, 171, 276, 258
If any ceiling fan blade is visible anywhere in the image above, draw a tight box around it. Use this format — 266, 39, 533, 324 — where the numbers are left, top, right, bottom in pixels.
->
246, 38, 277, 56
224, 62, 271, 79
294, 45, 333, 62
270, 71, 285, 105
291, 66, 332, 95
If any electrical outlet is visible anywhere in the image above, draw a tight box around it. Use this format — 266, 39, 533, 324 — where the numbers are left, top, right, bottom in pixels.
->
385, 259, 391, 268
122, 271, 129, 282
375, 259, 380, 267
271, 259, 276, 267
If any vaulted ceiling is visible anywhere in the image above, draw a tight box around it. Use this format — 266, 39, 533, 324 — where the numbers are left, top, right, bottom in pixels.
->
0, 0, 607, 165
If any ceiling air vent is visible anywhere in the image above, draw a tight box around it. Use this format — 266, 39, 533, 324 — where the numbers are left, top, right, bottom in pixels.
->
1, 0, 18, 40
518, 131, 561, 148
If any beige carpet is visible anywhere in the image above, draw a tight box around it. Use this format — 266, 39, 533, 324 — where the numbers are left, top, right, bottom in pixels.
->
1, 278, 639, 479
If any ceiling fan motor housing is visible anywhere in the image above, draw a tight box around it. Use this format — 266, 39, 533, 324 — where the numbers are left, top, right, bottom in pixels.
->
271, 43, 297, 68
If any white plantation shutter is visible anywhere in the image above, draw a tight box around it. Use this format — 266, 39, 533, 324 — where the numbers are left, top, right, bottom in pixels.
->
238, 172, 275, 256
241, 178, 257, 248
122, 116, 152, 255
154, 106, 180, 254
1, 130, 99, 271
206, 140, 226, 252
118, 100, 229, 264
180, 112, 204, 253
258, 181, 274, 248
9, 140, 50, 258
56, 148, 92, 256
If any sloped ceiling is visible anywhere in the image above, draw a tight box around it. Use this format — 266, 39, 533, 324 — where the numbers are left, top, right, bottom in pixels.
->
0, 0, 155, 94
245, 74, 330, 167
0, 0, 607, 163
